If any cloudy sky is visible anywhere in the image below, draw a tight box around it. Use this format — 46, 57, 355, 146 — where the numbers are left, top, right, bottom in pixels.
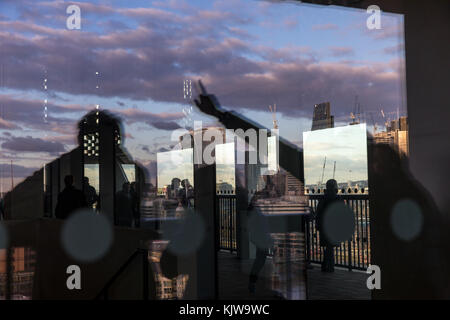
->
0, 0, 406, 192
303, 123, 368, 186
216, 142, 236, 189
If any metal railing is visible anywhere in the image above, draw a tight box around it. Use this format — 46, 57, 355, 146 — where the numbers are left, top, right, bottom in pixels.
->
216, 193, 370, 270
306, 194, 370, 270
217, 195, 237, 252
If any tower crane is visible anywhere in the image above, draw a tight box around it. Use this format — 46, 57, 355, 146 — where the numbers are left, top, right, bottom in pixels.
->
320, 156, 327, 187
268, 104, 278, 129
332, 161, 336, 180
350, 95, 361, 125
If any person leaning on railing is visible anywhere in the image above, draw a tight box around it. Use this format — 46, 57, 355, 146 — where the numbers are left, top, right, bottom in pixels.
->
315, 179, 343, 273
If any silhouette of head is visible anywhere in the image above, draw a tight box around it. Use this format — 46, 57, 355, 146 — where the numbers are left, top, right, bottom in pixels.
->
64, 175, 74, 188
77, 110, 123, 146
122, 182, 130, 193
181, 179, 191, 189
325, 179, 338, 195
83, 177, 89, 185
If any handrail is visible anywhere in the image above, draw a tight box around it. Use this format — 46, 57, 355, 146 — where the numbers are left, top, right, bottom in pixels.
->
306, 195, 371, 270
95, 248, 149, 300
308, 194, 369, 200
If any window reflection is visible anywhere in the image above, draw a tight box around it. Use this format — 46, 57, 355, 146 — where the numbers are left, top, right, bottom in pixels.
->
303, 124, 369, 195
0, 0, 409, 301
155, 149, 194, 218
0, 247, 36, 300
216, 143, 235, 195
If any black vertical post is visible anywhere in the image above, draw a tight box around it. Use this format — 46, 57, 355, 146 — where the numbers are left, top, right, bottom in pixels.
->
305, 217, 310, 264
193, 162, 217, 299
99, 122, 116, 223
5, 247, 12, 300
286, 236, 292, 300
347, 240, 353, 271
213, 191, 219, 300
142, 249, 149, 300
235, 145, 250, 259
229, 199, 233, 253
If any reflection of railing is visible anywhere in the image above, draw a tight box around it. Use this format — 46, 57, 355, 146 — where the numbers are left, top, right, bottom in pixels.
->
306, 194, 370, 271
217, 195, 237, 252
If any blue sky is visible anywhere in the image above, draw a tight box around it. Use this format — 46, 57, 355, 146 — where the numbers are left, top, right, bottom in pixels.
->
0, 0, 406, 191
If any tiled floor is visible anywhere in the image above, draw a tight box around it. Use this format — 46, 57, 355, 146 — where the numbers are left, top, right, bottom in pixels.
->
218, 251, 371, 300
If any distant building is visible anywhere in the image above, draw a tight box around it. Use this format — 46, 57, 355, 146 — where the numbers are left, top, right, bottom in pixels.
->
285, 171, 304, 196
0, 247, 36, 299
374, 116, 409, 157
216, 181, 234, 195
311, 102, 334, 131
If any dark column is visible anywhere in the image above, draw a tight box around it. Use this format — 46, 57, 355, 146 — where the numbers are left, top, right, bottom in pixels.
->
402, 0, 450, 215
51, 159, 60, 216
99, 125, 116, 223
5, 247, 12, 300
370, 0, 450, 299
235, 154, 250, 259
191, 163, 217, 299
70, 146, 83, 191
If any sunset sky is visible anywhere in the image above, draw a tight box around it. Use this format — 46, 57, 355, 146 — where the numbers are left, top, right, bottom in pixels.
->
0, 0, 406, 192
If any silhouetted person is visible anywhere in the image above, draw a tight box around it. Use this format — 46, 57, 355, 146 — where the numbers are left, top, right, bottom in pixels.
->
3, 109, 146, 223
194, 82, 303, 297
180, 179, 194, 208
193, 80, 303, 181
130, 181, 140, 227
115, 182, 133, 227
55, 175, 87, 219
316, 179, 343, 272
83, 177, 98, 209
248, 176, 277, 293
368, 143, 450, 299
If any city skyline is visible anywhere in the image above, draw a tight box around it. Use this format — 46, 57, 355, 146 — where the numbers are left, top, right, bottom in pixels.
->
157, 148, 194, 193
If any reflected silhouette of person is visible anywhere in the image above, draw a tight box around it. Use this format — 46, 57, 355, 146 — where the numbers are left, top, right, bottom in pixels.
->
248, 175, 277, 293
180, 179, 193, 208
115, 182, 133, 227
368, 143, 450, 299
315, 179, 343, 273
55, 175, 87, 219
3, 110, 147, 222
130, 181, 140, 227
83, 177, 98, 209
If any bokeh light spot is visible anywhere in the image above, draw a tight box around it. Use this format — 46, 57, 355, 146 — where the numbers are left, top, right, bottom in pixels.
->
322, 202, 355, 246
61, 209, 113, 263
391, 199, 423, 241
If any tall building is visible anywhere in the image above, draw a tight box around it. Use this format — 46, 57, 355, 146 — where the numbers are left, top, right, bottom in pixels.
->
374, 116, 409, 157
311, 102, 334, 131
